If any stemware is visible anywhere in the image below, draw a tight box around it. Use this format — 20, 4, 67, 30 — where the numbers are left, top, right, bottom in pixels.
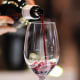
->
24, 21, 59, 80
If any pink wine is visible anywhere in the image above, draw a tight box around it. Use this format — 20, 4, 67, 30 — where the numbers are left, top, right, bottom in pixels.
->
40, 15, 47, 60
29, 61, 56, 78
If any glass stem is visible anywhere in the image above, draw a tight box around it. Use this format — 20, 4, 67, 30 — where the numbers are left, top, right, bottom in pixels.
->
39, 77, 46, 80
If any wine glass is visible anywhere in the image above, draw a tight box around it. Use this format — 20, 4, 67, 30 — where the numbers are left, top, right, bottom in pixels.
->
24, 21, 59, 80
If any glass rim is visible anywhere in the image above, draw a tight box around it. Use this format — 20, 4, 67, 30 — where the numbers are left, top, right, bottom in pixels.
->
30, 21, 56, 24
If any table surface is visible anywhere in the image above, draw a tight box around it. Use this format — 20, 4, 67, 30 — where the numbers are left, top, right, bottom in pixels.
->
0, 70, 77, 80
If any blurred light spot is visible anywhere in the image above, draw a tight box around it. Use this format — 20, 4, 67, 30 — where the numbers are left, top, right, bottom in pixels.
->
49, 58, 57, 63
18, 0, 21, 2
49, 65, 63, 77
16, 5, 18, 7
20, 6, 22, 9
30, 53, 37, 59
22, 3, 25, 5
8, 2, 10, 4
2, 1, 7, 4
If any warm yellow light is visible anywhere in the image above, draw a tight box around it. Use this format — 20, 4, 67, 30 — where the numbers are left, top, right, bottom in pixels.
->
18, 0, 21, 2
48, 65, 63, 77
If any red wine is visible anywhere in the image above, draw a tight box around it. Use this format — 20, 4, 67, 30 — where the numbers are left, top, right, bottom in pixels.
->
30, 61, 56, 78
40, 15, 47, 60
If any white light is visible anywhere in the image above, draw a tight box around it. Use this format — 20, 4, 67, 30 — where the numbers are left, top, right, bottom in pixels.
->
16, 5, 18, 7
8, 2, 10, 4
18, 0, 21, 2
20, 6, 22, 9
22, 3, 24, 5
49, 58, 57, 63
49, 65, 63, 77
2, 1, 7, 4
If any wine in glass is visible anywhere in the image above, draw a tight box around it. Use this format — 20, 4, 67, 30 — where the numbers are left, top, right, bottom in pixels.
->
24, 21, 59, 80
